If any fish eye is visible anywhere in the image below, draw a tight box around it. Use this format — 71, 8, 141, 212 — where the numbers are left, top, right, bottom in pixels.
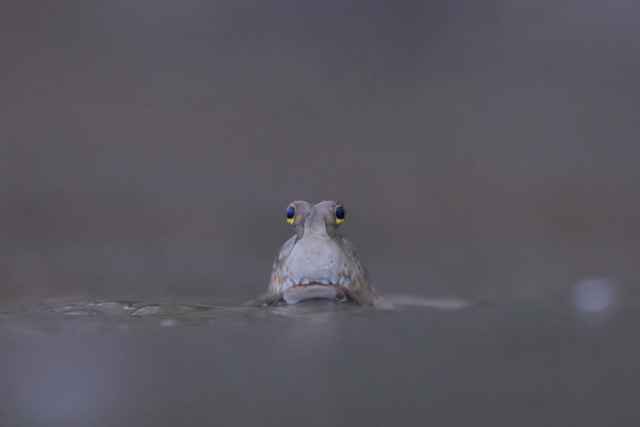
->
286, 206, 296, 224
335, 205, 346, 224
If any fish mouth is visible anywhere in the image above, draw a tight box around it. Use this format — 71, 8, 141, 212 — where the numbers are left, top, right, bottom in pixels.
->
282, 281, 352, 304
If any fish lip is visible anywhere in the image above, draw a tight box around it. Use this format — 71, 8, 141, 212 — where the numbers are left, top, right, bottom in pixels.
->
283, 282, 352, 303
286, 281, 349, 293
289, 281, 340, 288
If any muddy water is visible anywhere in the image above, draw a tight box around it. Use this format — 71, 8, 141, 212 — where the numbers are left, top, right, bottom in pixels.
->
1, 293, 639, 427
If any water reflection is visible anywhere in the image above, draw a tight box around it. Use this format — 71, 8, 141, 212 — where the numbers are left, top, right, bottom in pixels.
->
573, 277, 617, 314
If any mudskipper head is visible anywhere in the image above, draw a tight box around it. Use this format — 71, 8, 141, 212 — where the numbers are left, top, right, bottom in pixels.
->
268, 200, 374, 305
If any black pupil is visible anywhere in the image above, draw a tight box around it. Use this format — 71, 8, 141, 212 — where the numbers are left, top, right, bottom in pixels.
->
335, 206, 345, 220
286, 206, 295, 219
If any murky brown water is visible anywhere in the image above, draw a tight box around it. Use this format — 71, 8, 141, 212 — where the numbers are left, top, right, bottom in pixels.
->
2, 287, 639, 427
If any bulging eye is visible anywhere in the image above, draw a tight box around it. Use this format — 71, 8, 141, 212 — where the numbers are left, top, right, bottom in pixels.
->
286, 206, 296, 224
335, 205, 346, 224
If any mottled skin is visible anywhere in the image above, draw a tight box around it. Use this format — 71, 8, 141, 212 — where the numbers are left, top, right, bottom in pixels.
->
261, 200, 375, 305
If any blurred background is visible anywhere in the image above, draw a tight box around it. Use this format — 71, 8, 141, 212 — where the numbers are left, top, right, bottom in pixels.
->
1, 0, 639, 306
3, 2, 640, 427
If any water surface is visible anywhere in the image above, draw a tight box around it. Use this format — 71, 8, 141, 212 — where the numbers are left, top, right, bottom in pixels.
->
2, 296, 637, 427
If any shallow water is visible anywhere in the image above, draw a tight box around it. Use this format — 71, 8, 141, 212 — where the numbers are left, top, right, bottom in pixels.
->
2, 296, 638, 427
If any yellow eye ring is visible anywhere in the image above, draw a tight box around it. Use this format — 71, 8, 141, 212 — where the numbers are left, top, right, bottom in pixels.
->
286, 206, 296, 224
335, 205, 346, 224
